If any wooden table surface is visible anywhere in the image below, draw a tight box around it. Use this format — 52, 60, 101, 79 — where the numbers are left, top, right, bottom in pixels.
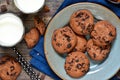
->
0, 0, 120, 80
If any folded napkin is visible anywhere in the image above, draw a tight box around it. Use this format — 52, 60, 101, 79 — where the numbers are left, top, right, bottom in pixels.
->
30, 0, 120, 80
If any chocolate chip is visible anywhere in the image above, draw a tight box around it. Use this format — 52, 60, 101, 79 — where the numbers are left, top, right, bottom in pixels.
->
102, 37, 105, 41
35, 17, 41, 24
68, 29, 72, 33
75, 59, 79, 62
62, 29, 67, 32
105, 41, 110, 44
76, 12, 83, 18
85, 15, 89, 19
67, 67, 71, 71
67, 43, 71, 48
56, 43, 62, 47
71, 59, 74, 63
63, 34, 71, 42
100, 46, 103, 50
96, 47, 99, 50
13, 59, 18, 63
78, 22, 84, 26
87, 24, 93, 32
84, 44, 86, 47
54, 34, 56, 37
10, 66, 15, 72
0, 61, 6, 65
60, 31, 63, 34
102, 56, 105, 59
109, 32, 113, 37
82, 18, 85, 21
64, 65, 67, 69
102, 52, 106, 55
1, 5, 7, 12
81, 30, 84, 34
82, 70, 86, 73
93, 53, 96, 58
81, 63, 85, 67
53, 37, 56, 41
68, 61, 72, 64
76, 64, 82, 69
6, 57, 10, 61
6, 72, 9, 75
75, 20, 79, 22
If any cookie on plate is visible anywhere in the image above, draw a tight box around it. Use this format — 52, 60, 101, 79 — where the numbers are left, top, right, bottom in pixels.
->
64, 52, 90, 78
73, 35, 87, 52
52, 26, 77, 54
91, 20, 116, 47
87, 39, 111, 61
70, 9, 94, 35
0, 56, 22, 80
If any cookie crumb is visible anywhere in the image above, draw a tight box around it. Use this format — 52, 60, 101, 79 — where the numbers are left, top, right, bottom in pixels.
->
43, 5, 50, 12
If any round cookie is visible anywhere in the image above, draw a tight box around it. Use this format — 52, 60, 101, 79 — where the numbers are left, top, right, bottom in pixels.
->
52, 26, 77, 54
70, 9, 94, 35
87, 39, 111, 61
91, 20, 116, 47
0, 56, 21, 80
64, 52, 90, 78
73, 35, 87, 52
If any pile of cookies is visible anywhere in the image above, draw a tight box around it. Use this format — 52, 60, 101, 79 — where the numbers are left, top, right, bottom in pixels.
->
52, 9, 116, 78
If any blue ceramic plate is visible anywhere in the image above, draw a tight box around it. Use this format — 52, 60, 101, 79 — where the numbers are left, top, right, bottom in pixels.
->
44, 3, 120, 80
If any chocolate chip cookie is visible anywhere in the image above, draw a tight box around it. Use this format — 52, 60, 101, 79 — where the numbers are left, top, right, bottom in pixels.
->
64, 52, 90, 78
91, 20, 116, 47
73, 35, 87, 52
24, 27, 40, 48
52, 26, 77, 54
70, 9, 94, 35
0, 56, 22, 80
87, 39, 111, 61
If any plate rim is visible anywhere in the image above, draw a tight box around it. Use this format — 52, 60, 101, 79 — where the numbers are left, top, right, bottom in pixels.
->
44, 2, 120, 80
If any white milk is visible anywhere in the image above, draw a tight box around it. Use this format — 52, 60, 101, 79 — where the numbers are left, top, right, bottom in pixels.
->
14, 0, 45, 13
0, 13, 24, 47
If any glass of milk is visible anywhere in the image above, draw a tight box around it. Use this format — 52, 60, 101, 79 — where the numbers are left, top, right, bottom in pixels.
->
0, 13, 24, 47
14, 0, 45, 14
